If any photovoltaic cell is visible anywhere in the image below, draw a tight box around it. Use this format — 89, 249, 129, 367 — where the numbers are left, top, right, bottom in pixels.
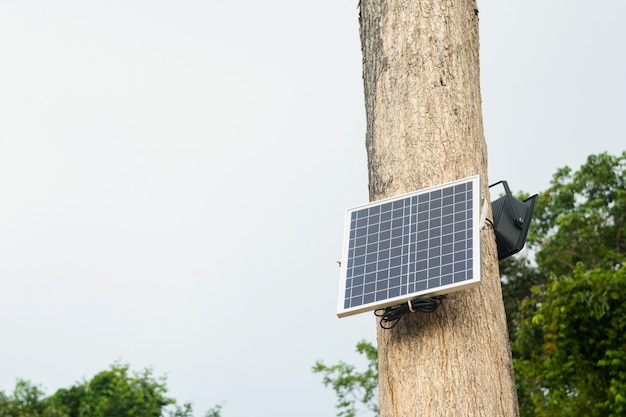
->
337, 175, 482, 318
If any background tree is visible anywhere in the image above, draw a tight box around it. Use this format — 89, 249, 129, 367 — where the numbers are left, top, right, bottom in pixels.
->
0, 380, 63, 417
507, 151, 626, 416
514, 266, 626, 416
502, 152, 626, 337
51, 363, 172, 417
0, 363, 221, 417
359, 0, 518, 415
312, 341, 379, 417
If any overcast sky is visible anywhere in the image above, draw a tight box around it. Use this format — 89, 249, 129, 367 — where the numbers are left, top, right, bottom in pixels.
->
1, 1, 624, 416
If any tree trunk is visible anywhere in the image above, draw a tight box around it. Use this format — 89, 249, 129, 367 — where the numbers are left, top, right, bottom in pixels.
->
359, 1, 519, 416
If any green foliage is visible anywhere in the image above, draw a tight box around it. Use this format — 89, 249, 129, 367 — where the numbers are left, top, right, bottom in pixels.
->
0, 364, 221, 417
501, 152, 626, 340
503, 151, 626, 416
513, 265, 626, 417
313, 341, 379, 417
499, 254, 544, 342
202, 405, 223, 417
0, 380, 64, 417
58, 363, 170, 417
531, 152, 626, 276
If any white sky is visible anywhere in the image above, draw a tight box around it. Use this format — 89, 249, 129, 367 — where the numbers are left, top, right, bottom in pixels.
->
0, 1, 624, 416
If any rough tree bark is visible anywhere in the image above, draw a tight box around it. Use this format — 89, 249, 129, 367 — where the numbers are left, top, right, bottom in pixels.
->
359, 0, 519, 416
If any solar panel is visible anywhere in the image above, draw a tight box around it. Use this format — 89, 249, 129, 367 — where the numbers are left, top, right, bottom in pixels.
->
337, 175, 482, 318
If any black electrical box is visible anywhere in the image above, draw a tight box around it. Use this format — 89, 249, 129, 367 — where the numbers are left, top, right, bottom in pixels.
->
490, 181, 538, 261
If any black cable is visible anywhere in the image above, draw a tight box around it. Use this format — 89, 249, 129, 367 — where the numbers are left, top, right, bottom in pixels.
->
374, 295, 446, 329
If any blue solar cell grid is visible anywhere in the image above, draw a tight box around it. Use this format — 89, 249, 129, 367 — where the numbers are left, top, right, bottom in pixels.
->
338, 176, 480, 317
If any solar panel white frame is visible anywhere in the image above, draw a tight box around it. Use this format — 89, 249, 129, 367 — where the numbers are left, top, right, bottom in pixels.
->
337, 175, 482, 318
